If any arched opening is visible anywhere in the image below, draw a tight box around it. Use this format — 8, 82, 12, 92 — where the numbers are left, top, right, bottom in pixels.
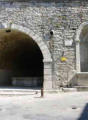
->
80, 25, 88, 72
0, 29, 43, 88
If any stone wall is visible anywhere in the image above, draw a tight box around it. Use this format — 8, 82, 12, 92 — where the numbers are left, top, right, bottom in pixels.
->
0, 0, 87, 89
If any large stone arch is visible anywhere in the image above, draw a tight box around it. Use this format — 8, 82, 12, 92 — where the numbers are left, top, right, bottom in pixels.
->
75, 22, 88, 72
0, 23, 53, 90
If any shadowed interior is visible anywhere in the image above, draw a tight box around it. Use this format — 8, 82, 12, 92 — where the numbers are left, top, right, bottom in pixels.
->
80, 25, 88, 72
0, 29, 43, 87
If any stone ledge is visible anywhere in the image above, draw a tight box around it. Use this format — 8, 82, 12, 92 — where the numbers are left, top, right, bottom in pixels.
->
0, 0, 55, 2
74, 86, 88, 91
0, 0, 29, 2
62, 88, 77, 92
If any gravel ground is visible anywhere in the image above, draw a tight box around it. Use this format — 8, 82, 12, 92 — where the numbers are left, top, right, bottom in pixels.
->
0, 92, 87, 120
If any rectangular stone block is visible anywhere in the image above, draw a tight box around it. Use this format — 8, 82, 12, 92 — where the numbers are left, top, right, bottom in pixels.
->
43, 80, 52, 90
44, 68, 52, 75
12, 77, 42, 87
44, 75, 52, 81
44, 63, 52, 69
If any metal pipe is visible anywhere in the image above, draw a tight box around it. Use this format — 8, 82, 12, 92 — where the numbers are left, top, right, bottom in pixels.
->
41, 88, 44, 98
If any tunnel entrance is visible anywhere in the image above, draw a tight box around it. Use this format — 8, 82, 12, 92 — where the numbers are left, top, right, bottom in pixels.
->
0, 29, 43, 88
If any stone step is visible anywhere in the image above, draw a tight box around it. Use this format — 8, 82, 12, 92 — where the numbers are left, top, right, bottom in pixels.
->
74, 86, 88, 91
77, 72, 88, 86
0, 88, 62, 95
0, 88, 41, 96
73, 72, 88, 91
62, 88, 77, 92
0, 89, 40, 92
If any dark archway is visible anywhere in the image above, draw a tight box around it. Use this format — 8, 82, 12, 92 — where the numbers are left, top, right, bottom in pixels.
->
80, 25, 88, 72
0, 29, 43, 88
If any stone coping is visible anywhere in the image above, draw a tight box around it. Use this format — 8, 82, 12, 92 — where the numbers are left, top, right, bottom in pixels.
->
0, 0, 29, 2
0, 0, 57, 2
77, 72, 88, 74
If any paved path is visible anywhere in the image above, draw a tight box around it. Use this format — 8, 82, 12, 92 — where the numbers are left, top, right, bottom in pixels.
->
0, 92, 87, 120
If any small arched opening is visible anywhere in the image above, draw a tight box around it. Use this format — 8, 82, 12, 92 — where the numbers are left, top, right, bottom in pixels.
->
0, 29, 43, 88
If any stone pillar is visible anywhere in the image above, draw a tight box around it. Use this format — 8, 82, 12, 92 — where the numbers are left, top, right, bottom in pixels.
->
76, 41, 81, 72
43, 62, 52, 90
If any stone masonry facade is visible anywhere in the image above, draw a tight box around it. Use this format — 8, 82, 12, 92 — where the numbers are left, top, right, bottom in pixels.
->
0, 0, 87, 89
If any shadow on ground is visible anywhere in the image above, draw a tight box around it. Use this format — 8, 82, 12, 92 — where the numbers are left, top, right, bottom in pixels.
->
78, 103, 88, 120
